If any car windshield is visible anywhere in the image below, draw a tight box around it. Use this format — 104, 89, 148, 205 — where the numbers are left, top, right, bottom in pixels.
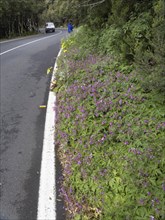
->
46, 23, 54, 26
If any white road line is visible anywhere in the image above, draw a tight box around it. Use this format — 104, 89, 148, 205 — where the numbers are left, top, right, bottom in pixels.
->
0, 36, 36, 44
0, 31, 62, 56
37, 49, 62, 220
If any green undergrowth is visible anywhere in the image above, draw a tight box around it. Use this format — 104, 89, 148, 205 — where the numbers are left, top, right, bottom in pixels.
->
55, 33, 165, 220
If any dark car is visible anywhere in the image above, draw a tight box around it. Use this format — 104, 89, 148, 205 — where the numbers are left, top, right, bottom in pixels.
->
45, 22, 55, 33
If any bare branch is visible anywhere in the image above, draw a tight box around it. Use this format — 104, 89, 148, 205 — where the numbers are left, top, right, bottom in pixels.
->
78, 0, 105, 8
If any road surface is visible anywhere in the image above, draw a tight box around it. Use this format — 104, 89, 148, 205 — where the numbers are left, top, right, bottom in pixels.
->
0, 30, 67, 220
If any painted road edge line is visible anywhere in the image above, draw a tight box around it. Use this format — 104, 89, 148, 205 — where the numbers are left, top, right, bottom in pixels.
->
37, 48, 62, 220
0, 31, 62, 56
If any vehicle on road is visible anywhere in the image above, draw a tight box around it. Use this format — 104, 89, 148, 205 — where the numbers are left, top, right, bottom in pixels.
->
45, 22, 55, 33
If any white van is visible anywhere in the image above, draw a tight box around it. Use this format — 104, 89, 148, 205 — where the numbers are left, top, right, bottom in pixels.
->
45, 22, 55, 33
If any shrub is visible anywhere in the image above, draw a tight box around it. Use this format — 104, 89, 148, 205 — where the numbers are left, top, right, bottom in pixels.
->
55, 41, 165, 219
134, 0, 165, 95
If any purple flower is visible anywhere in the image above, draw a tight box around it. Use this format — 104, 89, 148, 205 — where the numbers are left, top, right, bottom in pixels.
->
119, 99, 122, 105
102, 120, 106, 125
154, 198, 159, 204
147, 192, 151, 196
139, 198, 145, 205
109, 122, 113, 127
69, 187, 73, 193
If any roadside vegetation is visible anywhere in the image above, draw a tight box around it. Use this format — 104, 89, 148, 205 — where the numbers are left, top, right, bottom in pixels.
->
2, 0, 164, 219
53, 0, 165, 219
0, 0, 46, 39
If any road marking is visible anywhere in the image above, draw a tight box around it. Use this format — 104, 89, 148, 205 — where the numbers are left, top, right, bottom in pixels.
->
0, 31, 62, 56
0, 36, 36, 44
37, 49, 62, 220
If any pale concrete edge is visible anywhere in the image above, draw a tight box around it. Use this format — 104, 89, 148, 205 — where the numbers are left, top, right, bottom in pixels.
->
37, 48, 63, 220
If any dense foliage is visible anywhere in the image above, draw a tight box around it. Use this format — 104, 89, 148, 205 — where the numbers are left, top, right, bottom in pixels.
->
54, 33, 165, 219
2, 0, 164, 219
43, 0, 165, 94
0, 0, 45, 38
51, 1, 165, 219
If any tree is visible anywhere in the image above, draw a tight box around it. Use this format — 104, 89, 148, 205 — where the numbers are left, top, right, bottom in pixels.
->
0, 0, 45, 38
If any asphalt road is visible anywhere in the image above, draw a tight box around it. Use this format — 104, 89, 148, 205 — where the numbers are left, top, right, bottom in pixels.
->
0, 30, 67, 220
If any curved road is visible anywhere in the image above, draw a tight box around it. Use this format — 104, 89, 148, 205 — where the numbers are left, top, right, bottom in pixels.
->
0, 30, 67, 220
